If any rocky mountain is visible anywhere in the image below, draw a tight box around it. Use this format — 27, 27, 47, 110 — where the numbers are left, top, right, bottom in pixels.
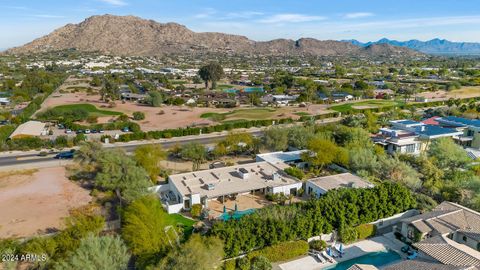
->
346, 38, 480, 55
7, 14, 421, 58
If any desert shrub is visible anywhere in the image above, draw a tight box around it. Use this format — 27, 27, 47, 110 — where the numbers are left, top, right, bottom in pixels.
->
309, 240, 327, 251
133, 111, 145, 121
284, 167, 305, 180
190, 204, 202, 218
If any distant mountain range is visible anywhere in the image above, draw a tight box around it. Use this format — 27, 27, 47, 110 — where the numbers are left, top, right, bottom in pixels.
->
345, 38, 480, 55
5, 14, 421, 58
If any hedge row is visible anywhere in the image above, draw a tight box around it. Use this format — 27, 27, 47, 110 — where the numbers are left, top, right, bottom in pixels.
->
355, 224, 377, 240
247, 240, 309, 262
117, 118, 297, 142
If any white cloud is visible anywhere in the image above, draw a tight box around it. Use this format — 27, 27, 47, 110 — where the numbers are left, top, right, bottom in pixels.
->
194, 8, 216, 19
98, 0, 127, 6
344, 12, 374, 19
33, 14, 66, 18
224, 11, 264, 19
259, 13, 326, 24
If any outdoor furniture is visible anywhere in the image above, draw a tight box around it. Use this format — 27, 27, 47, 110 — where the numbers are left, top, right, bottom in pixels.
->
321, 251, 336, 263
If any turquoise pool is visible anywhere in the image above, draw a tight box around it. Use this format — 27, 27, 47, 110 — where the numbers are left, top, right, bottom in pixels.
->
223, 87, 264, 94
322, 250, 401, 270
244, 87, 264, 93
219, 209, 256, 221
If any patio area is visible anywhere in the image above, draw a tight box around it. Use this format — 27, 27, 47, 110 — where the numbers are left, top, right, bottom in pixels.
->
207, 193, 272, 218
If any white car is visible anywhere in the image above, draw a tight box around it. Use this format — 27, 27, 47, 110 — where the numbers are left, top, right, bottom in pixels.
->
65, 129, 72, 134
85, 129, 91, 134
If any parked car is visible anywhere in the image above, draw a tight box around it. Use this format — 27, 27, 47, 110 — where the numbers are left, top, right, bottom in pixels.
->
91, 129, 97, 133
76, 130, 83, 134
122, 127, 130, 132
57, 124, 65, 129
99, 129, 105, 133
54, 150, 75, 159
85, 129, 91, 134
65, 129, 72, 134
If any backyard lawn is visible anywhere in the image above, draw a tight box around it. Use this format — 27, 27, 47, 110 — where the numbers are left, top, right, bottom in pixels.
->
330, 100, 405, 112
166, 213, 196, 236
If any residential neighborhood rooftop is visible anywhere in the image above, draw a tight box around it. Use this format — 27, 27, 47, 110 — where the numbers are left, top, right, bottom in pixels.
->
414, 235, 480, 267
307, 173, 373, 192
168, 161, 300, 199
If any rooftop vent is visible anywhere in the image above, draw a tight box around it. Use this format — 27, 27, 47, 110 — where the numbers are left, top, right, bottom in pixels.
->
205, 183, 215, 190
238, 168, 249, 179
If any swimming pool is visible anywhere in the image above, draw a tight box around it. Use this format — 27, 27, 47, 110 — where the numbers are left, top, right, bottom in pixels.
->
223, 87, 264, 94
244, 87, 264, 93
322, 250, 401, 270
219, 209, 256, 221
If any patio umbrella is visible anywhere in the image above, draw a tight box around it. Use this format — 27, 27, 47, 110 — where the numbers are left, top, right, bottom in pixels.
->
234, 203, 238, 212
327, 248, 332, 257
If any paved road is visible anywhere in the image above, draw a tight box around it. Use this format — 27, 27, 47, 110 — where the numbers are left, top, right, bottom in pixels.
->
0, 130, 264, 169
0, 117, 341, 170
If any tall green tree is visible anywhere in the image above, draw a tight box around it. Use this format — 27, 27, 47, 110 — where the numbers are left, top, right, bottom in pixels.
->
263, 126, 289, 151
302, 137, 339, 170
122, 196, 171, 268
180, 143, 207, 171
95, 149, 151, 203
55, 235, 130, 270
134, 144, 167, 183
427, 138, 471, 170
154, 235, 224, 270
198, 62, 225, 89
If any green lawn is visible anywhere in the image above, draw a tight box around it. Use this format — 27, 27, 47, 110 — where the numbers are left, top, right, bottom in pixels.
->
294, 112, 311, 116
330, 100, 405, 113
166, 214, 196, 237
49, 103, 122, 117
201, 108, 277, 122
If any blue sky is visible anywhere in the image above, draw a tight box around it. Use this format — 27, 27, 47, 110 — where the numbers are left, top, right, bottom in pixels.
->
1, 0, 480, 49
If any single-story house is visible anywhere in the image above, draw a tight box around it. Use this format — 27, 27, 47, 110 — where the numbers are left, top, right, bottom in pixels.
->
164, 161, 302, 213
9, 120, 47, 139
305, 173, 373, 198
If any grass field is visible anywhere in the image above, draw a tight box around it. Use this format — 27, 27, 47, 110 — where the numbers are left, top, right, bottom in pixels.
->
166, 213, 195, 237
49, 104, 122, 117
201, 108, 278, 122
330, 100, 405, 112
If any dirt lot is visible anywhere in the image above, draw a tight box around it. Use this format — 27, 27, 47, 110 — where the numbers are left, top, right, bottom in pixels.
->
39, 76, 333, 131
417, 87, 480, 100
0, 167, 91, 238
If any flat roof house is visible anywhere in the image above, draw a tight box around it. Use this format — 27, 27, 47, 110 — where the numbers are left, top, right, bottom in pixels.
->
305, 173, 373, 198
165, 161, 302, 213
9, 121, 47, 139
373, 120, 463, 155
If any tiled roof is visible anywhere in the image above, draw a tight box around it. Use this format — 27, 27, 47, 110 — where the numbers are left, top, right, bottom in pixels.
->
401, 202, 480, 236
415, 235, 480, 266
348, 264, 379, 270
384, 260, 477, 270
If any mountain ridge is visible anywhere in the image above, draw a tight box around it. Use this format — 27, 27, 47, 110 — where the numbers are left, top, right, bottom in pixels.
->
345, 38, 480, 55
6, 14, 421, 58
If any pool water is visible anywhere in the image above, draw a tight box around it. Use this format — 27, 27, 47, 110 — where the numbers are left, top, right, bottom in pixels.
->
220, 209, 256, 221
223, 87, 264, 94
322, 250, 401, 270
244, 87, 264, 93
